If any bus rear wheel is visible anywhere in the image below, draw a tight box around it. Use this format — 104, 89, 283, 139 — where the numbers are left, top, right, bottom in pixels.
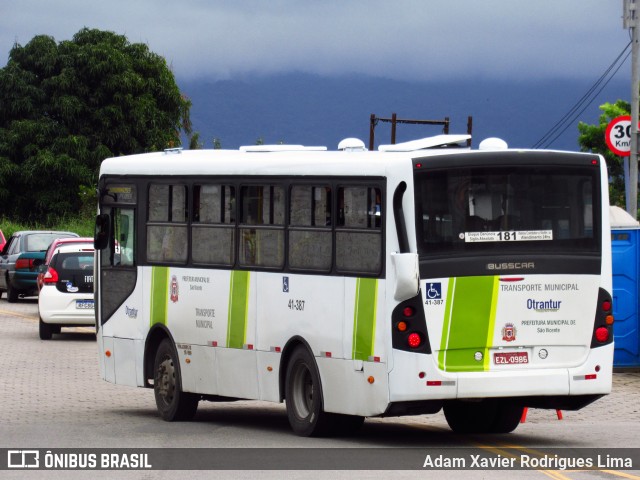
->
443, 399, 523, 434
285, 346, 337, 437
153, 339, 199, 421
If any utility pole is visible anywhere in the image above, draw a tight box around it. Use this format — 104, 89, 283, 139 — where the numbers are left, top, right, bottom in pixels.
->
625, 0, 640, 218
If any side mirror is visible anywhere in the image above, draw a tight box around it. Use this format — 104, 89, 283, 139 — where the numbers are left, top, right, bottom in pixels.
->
391, 252, 419, 302
94, 214, 110, 250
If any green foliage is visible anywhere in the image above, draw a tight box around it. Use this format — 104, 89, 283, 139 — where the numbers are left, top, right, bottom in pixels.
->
0, 216, 95, 239
0, 28, 192, 223
578, 100, 630, 208
189, 132, 203, 150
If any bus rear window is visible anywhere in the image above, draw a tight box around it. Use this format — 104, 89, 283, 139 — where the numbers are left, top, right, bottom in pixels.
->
414, 166, 600, 256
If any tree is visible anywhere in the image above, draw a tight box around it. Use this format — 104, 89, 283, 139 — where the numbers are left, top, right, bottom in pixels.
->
188, 132, 203, 150
578, 100, 630, 208
0, 28, 192, 223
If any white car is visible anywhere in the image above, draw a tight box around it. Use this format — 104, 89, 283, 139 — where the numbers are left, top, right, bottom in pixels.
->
38, 244, 95, 340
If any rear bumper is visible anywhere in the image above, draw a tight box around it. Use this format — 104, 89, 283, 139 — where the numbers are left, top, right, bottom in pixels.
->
10, 271, 38, 291
39, 289, 95, 325
40, 312, 95, 325
388, 343, 613, 405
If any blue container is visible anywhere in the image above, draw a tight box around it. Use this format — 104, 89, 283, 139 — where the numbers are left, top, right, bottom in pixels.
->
611, 227, 640, 367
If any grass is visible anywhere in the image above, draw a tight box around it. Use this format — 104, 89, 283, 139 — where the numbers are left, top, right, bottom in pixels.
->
0, 215, 95, 239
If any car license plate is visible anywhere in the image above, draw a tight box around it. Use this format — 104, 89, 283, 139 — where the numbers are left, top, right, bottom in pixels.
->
494, 351, 528, 365
76, 300, 94, 310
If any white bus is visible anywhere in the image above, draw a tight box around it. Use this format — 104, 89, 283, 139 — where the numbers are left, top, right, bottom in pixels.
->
94, 135, 614, 436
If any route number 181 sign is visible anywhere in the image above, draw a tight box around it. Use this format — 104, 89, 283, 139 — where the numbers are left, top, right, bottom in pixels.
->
605, 115, 639, 157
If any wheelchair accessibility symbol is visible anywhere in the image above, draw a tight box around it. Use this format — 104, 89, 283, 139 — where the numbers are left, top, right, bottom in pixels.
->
426, 282, 442, 299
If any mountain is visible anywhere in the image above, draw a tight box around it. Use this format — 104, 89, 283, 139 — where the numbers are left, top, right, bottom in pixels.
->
179, 73, 630, 151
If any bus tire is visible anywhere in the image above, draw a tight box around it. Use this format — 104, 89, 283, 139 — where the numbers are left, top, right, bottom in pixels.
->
490, 400, 523, 434
39, 317, 53, 340
285, 346, 334, 437
153, 339, 199, 421
444, 399, 523, 434
443, 400, 498, 434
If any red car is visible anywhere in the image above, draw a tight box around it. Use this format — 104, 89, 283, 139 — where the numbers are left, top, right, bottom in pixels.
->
0, 230, 5, 252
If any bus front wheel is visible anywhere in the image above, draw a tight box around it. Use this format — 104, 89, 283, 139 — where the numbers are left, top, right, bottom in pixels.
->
153, 339, 199, 421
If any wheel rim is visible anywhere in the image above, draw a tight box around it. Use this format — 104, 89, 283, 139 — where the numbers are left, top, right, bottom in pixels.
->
291, 362, 314, 419
155, 355, 176, 408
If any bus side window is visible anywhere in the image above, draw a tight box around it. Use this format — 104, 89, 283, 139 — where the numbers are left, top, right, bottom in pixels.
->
115, 209, 135, 266
336, 186, 382, 275
239, 185, 285, 268
192, 184, 236, 266
289, 185, 332, 271
146, 184, 188, 263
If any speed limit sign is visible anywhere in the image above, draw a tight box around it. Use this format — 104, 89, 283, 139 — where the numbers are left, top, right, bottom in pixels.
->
605, 115, 639, 157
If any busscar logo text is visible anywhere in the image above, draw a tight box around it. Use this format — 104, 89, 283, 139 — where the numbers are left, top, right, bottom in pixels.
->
487, 262, 535, 271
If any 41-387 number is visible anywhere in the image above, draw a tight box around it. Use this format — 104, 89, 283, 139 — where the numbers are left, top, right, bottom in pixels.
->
288, 299, 305, 311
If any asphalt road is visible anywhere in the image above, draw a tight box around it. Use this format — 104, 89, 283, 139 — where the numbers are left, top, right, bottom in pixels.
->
1, 297, 639, 480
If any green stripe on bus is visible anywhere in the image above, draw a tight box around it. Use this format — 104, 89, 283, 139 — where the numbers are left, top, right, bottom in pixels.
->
438, 276, 498, 372
352, 277, 378, 361
227, 270, 250, 349
484, 277, 500, 370
150, 266, 169, 326
438, 277, 457, 369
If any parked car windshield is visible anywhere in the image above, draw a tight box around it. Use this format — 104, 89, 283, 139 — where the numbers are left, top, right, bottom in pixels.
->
25, 233, 77, 252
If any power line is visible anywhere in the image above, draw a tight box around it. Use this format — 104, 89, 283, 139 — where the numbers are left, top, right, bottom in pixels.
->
531, 41, 631, 149
538, 47, 631, 149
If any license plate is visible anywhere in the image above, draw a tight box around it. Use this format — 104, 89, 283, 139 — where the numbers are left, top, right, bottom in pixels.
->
76, 300, 94, 310
494, 351, 528, 365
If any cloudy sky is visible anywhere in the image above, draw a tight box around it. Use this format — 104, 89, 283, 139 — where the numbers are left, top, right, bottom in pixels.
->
0, 0, 632, 83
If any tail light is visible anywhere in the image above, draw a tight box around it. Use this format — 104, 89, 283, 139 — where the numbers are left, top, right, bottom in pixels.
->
591, 289, 613, 347
595, 327, 609, 343
392, 291, 431, 354
408, 332, 423, 348
15, 258, 35, 270
43, 267, 59, 285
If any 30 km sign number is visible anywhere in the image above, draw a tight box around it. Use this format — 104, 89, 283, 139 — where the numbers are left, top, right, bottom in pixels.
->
605, 115, 640, 157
